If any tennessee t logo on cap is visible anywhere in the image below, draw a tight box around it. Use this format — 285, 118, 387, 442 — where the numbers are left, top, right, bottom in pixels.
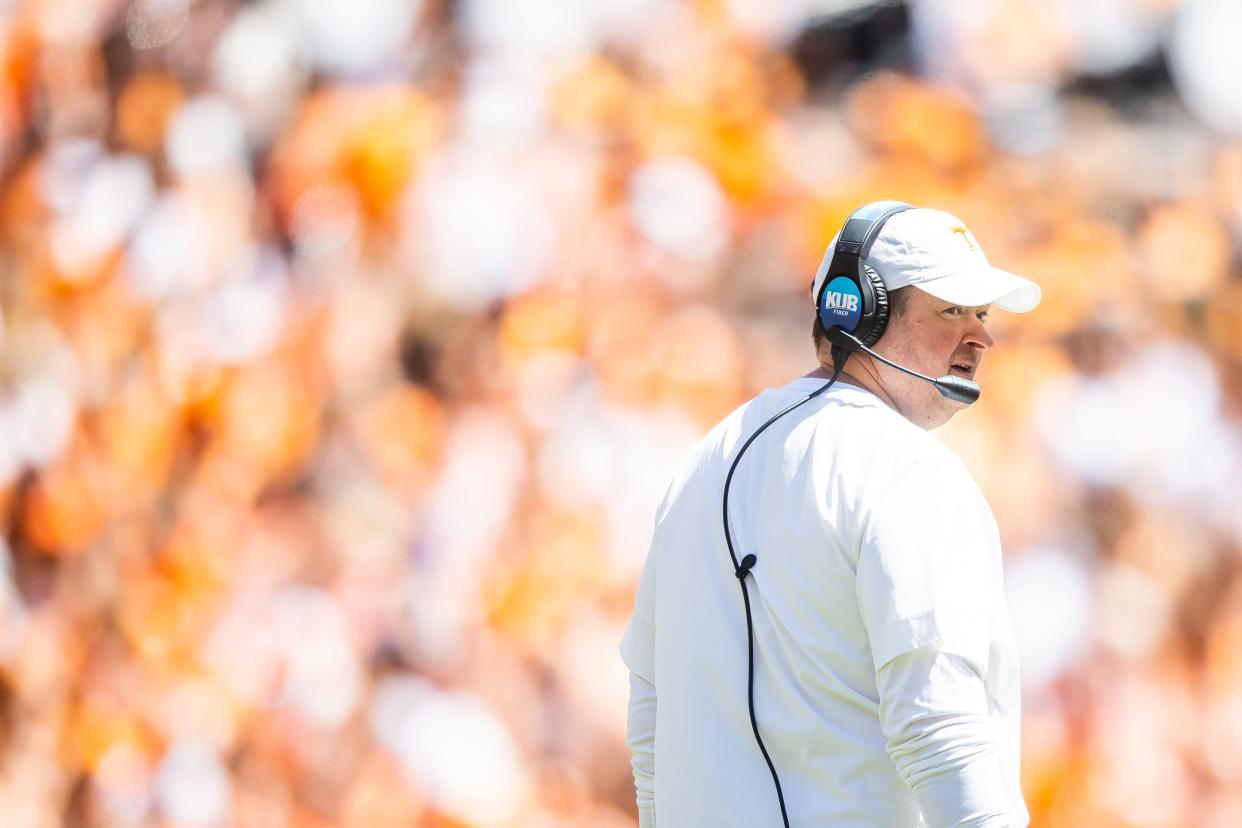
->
950, 226, 978, 251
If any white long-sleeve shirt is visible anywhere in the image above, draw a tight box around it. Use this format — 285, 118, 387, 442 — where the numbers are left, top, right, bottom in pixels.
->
627, 647, 1010, 827
620, 379, 1026, 826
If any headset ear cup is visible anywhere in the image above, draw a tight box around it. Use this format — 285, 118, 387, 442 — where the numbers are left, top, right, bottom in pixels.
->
859, 265, 889, 347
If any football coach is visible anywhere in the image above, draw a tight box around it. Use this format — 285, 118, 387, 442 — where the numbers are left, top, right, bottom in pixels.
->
621, 202, 1040, 827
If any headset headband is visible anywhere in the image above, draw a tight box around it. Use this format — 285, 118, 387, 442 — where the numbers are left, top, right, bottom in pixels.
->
830, 200, 914, 264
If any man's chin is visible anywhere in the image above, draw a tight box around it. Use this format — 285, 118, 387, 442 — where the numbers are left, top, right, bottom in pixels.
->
922, 394, 972, 430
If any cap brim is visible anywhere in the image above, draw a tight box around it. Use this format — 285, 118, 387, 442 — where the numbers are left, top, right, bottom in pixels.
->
912, 265, 1041, 313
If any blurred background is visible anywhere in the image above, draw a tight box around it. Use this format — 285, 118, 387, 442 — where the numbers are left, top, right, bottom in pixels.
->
1, 0, 1241, 825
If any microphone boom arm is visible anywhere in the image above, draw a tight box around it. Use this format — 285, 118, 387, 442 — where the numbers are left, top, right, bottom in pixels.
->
829, 329, 981, 405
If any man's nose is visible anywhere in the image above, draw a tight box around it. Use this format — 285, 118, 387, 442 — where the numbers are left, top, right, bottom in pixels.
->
965, 316, 994, 350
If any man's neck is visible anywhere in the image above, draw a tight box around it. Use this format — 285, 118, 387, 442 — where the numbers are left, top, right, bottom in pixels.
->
804, 359, 899, 411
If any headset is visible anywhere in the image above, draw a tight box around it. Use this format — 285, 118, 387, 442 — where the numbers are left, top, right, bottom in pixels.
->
721, 201, 978, 827
815, 200, 914, 353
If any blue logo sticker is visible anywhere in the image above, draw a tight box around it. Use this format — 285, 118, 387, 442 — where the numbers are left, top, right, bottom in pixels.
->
820, 276, 862, 331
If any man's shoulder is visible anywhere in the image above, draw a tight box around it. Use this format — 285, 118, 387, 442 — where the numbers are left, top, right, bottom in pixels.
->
650, 402, 744, 519
654, 382, 825, 509
824, 393, 979, 498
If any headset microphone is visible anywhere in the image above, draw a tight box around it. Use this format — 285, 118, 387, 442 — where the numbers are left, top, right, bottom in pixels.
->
829, 329, 981, 404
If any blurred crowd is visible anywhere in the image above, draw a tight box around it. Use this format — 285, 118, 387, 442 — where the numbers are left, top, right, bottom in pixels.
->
1, 0, 1242, 825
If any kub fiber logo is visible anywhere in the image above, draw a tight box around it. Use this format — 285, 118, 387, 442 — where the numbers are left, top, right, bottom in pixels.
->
821, 276, 862, 330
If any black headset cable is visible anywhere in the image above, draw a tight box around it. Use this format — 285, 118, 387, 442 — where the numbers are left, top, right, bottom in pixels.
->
721, 365, 843, 828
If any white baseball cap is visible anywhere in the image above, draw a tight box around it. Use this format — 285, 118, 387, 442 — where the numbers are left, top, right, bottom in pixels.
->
812, 207, 1041, 313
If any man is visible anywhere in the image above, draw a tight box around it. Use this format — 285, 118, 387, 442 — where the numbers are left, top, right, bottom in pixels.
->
620, 204, 1040, 827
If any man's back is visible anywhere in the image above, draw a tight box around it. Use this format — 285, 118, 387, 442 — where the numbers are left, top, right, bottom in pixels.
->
621, 378, 1024, 827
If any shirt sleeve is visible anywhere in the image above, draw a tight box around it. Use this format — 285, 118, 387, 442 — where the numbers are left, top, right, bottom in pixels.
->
877, 645, 1012, 828
620, 543, 657, 683
856, 443, 999, 674
626, 670, 657, 828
